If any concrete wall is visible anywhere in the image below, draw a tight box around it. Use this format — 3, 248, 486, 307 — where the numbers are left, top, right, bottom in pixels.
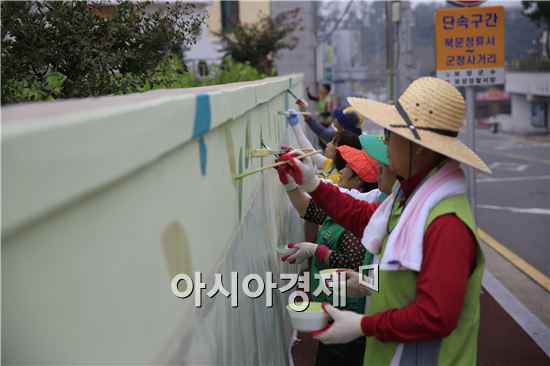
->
187, 1, 272, 65
506, 72, 550, 97
205, 0, 271, 35
495, 95, 550, 133
271, 1, 320, 145
500, 72, 550, 133
272, 1, 317, 93
2, 75, 306, 364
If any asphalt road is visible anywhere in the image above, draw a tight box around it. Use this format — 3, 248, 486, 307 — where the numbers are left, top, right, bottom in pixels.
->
472, 129, 550, 277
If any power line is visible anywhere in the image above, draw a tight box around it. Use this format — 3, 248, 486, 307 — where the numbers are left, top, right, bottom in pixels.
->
316, 0, 355, 47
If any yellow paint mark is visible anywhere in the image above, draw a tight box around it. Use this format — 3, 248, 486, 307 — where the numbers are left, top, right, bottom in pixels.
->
478, 228, 550, 292
162, 221, 193, 292
245, 115, 252, 169
478, 148, 550, 165
224, 127, 237, 186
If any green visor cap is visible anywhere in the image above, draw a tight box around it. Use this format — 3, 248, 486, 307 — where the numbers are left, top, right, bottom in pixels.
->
359, 134, 389, 166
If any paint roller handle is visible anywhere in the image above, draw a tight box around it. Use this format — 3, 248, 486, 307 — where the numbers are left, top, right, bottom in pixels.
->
233, 149, 322, 180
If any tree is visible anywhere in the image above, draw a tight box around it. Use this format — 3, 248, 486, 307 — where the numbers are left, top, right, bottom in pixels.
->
522, 1, 550, 59
216, 8, 302, 75
1, 1, 206, 104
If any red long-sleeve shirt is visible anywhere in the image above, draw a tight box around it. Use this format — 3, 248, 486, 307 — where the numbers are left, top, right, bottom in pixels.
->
309, 165, 477, 343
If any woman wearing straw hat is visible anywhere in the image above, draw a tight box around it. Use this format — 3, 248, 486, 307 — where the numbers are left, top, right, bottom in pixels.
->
276, 145, 379, 366
278, 77, 491, 366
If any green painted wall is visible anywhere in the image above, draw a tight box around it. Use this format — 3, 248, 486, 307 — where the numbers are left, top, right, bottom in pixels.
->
2, 74, 306, 364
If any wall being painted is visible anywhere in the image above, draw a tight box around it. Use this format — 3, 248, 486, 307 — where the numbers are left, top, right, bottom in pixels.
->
2, 75, 306, 364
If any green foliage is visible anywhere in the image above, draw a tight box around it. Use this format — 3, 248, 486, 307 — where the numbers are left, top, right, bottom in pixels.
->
3, 69, 68, 102
522, 1, 550, 58
137, 55, 270, 91
1, 1, 206, 104
522, 1, 550, 27
510, 55, 550, 72
216, 8, 302, 74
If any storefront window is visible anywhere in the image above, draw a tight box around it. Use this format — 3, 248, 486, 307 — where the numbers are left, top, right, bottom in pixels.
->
531, 102, 548, 128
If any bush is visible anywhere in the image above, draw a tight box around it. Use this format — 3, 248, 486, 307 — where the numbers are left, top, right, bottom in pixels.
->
509, 55, 550, 72
137, 55, 269, 91
216, 8, 303, 75
1, 1, 206, 104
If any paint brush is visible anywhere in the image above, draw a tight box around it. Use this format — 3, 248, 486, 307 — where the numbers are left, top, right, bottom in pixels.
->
277, 111, 311, 116
251, 147, 314, 158
286, 89, 309, 108
286, 89, 300, 101
234, 149, 322, 180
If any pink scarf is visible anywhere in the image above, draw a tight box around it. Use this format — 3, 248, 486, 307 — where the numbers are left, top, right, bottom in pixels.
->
361, 160, 467, 271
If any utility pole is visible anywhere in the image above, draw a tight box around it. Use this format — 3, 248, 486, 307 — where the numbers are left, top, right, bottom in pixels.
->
466, 87, 477, 221
385, 1, 394, 103
392, 1, 401, 102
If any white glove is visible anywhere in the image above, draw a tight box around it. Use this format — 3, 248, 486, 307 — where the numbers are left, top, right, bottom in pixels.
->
283, 172, 298, 192
286, 109, 300, 127
274, 154, 298, 191
311, 303, 365, 344
344, 271, 372, 297
296, 98, 309, 112
286, 151, 320, 193
282, 242, 318, 264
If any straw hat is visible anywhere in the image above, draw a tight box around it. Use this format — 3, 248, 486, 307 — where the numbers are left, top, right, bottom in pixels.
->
348, 77, 491, 173
336, 145, 378, 183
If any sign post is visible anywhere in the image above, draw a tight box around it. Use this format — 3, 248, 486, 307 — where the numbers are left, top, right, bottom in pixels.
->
435, 5, 505, 219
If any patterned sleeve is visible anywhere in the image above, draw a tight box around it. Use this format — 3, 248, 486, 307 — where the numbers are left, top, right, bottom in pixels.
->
329, 231, 366, 271
302, 199, 328, 225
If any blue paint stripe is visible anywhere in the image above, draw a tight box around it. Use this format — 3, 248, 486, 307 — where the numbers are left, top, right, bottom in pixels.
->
284, 88, 289, 111
198, 136, 207, 176
193, 93, 211, 138
193, 93, 211, 176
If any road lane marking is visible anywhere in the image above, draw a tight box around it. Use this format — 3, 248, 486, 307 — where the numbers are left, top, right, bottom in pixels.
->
478, 228, 550, 292
478, 148, 550, 165
477, 175, 550, 183
477, 204, 550, 215
512, 138, 550, 146
493, 140, 549, 150
488, 162, 528, 172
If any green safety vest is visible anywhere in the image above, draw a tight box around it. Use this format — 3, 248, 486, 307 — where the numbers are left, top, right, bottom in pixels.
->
364, 193, 485, 366
318, 95, 332, 125
311, 217, 373, 314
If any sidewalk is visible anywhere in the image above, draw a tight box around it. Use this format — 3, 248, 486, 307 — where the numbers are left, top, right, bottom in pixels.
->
292, 223, 550, 365
478, 289, 549, 365
291, 288, 549, 365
